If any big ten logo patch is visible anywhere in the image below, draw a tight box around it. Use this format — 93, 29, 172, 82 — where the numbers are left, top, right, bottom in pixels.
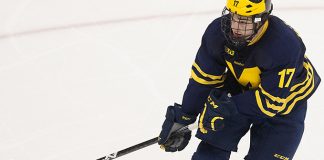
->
225, 46, 235, 56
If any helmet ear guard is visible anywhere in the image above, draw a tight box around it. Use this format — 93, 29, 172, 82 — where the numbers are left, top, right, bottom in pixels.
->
254, 3, 273, 23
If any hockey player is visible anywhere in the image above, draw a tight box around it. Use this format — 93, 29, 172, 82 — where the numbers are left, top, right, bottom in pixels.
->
158, 0, 321, 159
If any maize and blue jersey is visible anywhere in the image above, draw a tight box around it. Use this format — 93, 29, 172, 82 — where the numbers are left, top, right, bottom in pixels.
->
181, 15, 321, 119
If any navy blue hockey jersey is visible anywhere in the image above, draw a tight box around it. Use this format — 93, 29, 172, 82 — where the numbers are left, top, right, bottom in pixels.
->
181, 16, 321, 119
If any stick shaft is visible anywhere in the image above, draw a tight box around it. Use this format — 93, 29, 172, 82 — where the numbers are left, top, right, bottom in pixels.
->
97, 124, 198, 160
96, 137, 158, 160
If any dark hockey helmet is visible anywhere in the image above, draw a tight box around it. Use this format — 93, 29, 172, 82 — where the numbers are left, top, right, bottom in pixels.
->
221, 0, 273, 48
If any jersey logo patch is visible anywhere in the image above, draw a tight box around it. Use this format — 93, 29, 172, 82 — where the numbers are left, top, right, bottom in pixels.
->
226, 60, 261, 89
225, 46, 235, 56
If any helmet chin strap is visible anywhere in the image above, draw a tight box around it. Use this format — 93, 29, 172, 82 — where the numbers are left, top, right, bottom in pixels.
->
248, 17, 263, 42
248, 19, 269, 46
234, 12, 270, 48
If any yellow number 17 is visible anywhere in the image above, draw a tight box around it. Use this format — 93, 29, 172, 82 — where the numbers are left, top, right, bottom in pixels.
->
278, 68, 295, 88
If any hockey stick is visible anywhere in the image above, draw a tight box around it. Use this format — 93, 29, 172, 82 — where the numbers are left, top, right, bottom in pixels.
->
96, 123, 198, 160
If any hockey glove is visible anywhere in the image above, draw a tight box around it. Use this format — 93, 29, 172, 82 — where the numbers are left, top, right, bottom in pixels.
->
199, 89, 238, 133
158, 103, 196, 152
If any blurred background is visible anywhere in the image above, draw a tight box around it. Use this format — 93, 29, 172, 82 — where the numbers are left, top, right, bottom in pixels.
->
0, 0, 323, 159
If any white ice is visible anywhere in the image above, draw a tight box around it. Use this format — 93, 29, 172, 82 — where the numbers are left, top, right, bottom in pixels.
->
0, 0, 323, 160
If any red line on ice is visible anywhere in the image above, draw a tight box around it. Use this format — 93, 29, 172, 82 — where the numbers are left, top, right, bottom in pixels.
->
0, 6, 323, 39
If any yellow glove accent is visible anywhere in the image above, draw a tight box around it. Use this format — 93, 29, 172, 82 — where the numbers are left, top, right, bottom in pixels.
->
211, 116, 224, 131
199, 104, 208, 134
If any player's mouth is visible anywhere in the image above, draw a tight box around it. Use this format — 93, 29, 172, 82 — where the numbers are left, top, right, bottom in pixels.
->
232, 32, 242, 38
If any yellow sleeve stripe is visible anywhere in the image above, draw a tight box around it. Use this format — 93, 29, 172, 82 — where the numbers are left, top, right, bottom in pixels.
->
290, 62, 312, 92
255, 90, 276, 117
257, 61, 315, 115
282, 63, 315, 115
282, 76, 314, 115
259, 62, 312, 104
191, 70, 225, 85
192, 62, 223, 80
284, 62, 313, 101
259, 85, 286, 103
265, 99, 285, 112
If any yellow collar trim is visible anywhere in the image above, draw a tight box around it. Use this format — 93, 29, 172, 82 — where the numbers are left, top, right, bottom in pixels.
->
248, 20, 269, 46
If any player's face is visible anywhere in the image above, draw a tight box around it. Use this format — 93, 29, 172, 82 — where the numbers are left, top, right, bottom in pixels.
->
230, 14, 254, 38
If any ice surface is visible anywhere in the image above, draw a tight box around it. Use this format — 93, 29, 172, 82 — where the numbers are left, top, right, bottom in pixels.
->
0, 0, 323, 159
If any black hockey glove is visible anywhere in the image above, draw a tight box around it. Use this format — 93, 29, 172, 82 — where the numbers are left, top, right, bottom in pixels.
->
158, 103, 196, 152
199, 89, 238, 133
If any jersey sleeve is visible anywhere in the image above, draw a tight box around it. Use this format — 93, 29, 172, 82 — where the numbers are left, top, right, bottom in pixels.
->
232, 17, 322, 119
190, 34, 226, 88
181, 20, 227, 116
232, 56, 320, 119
